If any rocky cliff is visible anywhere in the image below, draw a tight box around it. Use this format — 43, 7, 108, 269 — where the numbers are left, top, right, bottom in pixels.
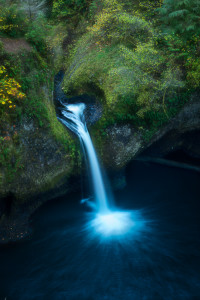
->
103, 95, 200, 169
0, 39, 199, 244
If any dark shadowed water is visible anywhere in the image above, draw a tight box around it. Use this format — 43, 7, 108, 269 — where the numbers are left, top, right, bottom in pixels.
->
0, 161, 200, 300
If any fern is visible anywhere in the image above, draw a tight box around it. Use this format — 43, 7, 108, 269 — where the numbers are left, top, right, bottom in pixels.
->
158, 0, 200, 39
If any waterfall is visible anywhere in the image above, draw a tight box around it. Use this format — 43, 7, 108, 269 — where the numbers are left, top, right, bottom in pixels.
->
58, 102, 136, 237
58, 103, 109, 213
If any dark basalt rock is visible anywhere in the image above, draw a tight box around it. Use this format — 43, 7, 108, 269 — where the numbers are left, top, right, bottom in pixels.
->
143, 96, 200, 160
103, 96, 200, 169
54, 71, 103, 125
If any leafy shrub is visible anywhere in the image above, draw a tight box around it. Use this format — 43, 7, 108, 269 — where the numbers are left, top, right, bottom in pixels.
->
25, 15, 51, 55
186, 57, 200, 88
0, 1, 28, 37
63, 2, 183, 121
89, 11, 152, 48
158, 0, 200, 40
0, 66, 25, 112
46, 23, 68, 71
52, 0, 91, 21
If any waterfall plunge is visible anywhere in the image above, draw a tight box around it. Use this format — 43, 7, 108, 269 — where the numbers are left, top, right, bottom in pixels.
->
58, 102, 135, 237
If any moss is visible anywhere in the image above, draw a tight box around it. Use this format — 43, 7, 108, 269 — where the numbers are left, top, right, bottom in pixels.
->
0, 137, 23, 186
186, 57, 200, 88
45, 98, 78, 157
0, 41, 79, 189
0, 40, 4, 55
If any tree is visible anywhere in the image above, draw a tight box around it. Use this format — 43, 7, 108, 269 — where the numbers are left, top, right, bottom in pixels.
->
158, 0, 200, 39
0, 1, 28, 37
52, 0, 91, 20
19, 0, 46, 20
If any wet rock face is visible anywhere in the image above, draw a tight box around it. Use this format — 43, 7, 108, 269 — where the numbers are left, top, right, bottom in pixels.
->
54, 71, 103, 125
103, 124, 142, 169
143, 130, 200, 160
0, 118, 72, 200
174, 96, 200, 132
0, 115, 78, 244
84, 103, 103, 125
20, 127, 68, 195
103, 97, 200, 169
144, 98, 200, 159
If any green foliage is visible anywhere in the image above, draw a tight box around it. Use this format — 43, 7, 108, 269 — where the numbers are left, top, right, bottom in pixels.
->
0, 43, 78, 183
158, 33, 191, 61
45, 99, 78, 155
157, 0, 200, 89
0, 1, 28, 37
0, 66, 26, 112
0, 1, 52, 55
90, 11, 153, 48
0, 135, 23, 183
46, 23, 68, 71
0, 49, 50, 125
88, 0, 103, 20
61, 0, 196, 145
52, 0, 91, 21
63, 3, 183, 127
24, 95, 48, 127
25, 15, 51, 55
186, 57, 200, 88
158, 0, 200, 39
0, 40, 4, 55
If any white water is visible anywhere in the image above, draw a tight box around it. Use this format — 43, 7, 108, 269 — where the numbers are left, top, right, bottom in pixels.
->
58, 103, 136, 237
58, 103, 109, 213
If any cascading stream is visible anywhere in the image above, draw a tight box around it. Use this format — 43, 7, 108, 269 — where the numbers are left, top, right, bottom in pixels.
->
58, 103, 109, 213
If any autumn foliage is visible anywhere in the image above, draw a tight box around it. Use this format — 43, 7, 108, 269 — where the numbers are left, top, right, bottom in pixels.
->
0, 66, 25, 110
